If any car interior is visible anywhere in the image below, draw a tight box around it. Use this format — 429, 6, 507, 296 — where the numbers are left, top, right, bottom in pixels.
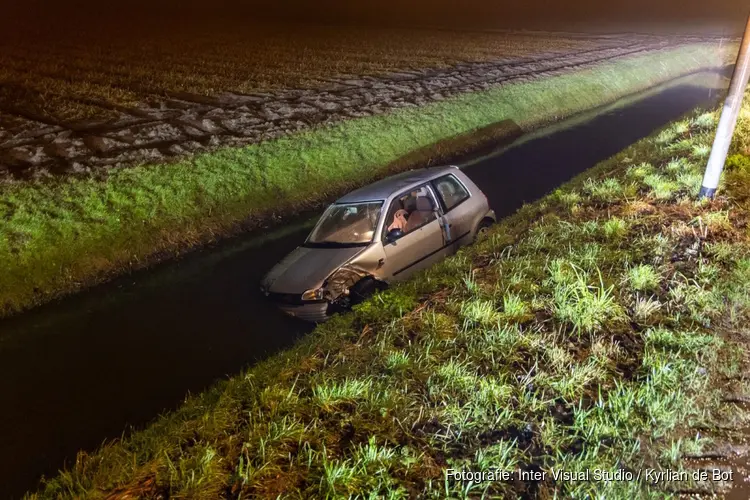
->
384, 185, 439, 240
433, 174, 470, 210
309, 202, 382, 244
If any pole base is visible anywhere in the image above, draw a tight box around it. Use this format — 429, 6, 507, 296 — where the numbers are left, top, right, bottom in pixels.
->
698, 186, 717, 200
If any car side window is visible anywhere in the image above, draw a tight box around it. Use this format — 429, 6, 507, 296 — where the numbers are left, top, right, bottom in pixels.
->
383, 185, 439, 241
433, 174, 470, 212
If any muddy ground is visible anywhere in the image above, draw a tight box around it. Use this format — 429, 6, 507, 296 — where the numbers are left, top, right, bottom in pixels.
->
0, 34, 711, 181
680, 323, 750, 498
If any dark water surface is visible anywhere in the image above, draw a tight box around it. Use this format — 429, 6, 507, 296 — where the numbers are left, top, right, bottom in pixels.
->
0, 82, 720, 498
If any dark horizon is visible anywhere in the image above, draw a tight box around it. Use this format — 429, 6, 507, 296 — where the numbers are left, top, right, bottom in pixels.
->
2, 0, 747, 35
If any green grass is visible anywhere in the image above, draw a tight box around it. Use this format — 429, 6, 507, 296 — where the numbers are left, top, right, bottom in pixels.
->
26, 80, 750, 499
551, 264, 626, 334
583, 177, 624, 203
0, 43, 728, 318
627, 264, 661, 292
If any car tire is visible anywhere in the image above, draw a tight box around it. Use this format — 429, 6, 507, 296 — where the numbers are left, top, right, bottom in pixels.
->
473, 218, 494, 244
349, 277, 387, 306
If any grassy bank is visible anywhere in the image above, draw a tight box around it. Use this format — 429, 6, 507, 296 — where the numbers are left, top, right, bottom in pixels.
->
0, 44, 728, 318
28, 88, 750, 497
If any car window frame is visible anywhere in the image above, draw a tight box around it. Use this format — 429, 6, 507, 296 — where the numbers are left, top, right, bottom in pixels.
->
381, 183, 443, 244
431, 174, 471, 214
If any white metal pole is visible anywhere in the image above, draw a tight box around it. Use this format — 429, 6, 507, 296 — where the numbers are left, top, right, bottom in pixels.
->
699, 12, 750, 200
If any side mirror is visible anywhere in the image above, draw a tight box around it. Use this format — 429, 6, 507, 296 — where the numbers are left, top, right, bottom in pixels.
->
386, 228, 404, 244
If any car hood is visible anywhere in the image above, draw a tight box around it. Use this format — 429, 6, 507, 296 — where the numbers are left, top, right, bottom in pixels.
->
261, 245, 366, 294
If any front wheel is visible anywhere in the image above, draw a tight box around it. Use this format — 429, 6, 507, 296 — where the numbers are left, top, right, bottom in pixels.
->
349, 277, 388, 306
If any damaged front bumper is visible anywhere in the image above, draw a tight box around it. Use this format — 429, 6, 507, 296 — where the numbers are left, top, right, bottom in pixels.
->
264, 292, 332, 323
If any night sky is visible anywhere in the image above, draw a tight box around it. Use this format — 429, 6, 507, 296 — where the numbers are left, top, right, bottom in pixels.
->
2, 0, 747, 32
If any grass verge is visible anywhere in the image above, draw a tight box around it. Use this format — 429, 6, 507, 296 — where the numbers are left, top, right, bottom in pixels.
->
27, 78, 750, 498
0, 43, 728, 318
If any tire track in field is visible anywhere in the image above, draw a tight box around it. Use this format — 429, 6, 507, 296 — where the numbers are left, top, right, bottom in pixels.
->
0, 36, 708, 180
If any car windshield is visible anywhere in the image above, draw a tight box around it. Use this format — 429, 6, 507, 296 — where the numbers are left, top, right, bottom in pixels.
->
307, 201, 383, 246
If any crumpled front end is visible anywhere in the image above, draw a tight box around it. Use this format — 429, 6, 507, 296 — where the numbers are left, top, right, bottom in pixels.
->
261, 241, 382, 322
323, 264, 372, 308
267, 263, 372, 322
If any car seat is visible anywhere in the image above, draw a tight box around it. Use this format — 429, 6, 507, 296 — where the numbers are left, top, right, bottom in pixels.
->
405, 196, 434, 232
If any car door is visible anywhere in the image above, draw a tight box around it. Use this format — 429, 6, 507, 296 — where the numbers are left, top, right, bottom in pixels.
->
380, 184, 446, 282
431, 174, 475, 250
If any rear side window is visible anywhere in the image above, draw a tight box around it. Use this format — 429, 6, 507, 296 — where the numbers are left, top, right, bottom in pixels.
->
433, 174, 470, 211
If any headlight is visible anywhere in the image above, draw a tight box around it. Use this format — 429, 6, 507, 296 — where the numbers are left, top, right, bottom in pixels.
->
301, 288, 324, 301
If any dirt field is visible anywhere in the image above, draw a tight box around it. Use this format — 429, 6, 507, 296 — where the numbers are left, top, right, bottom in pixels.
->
0, 24, 606, 117
0, 22, 715, 181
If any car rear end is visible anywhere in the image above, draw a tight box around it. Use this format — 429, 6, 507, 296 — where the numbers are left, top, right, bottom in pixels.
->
437, 168, 495, 245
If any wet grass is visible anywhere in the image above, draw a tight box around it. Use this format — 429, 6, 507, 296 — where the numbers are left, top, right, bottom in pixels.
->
0, 44, 728, 318
26, 86, 750, 498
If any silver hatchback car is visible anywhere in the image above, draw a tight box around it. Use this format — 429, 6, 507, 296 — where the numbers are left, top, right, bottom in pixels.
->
260, 166, 496, 322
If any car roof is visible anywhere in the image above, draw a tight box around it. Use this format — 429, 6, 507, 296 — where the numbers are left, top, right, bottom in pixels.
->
336, 166, 459, 204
